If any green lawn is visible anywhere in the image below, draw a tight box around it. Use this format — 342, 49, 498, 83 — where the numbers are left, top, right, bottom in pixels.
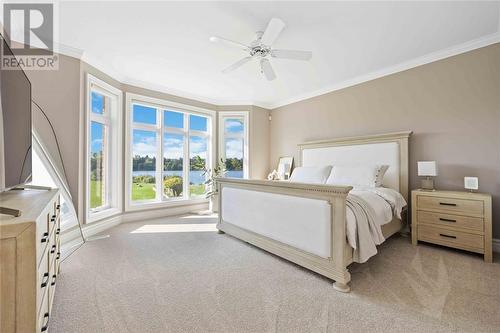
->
90, 180, 206, 205
90, 180, 103, 208
132, 183, 156, 201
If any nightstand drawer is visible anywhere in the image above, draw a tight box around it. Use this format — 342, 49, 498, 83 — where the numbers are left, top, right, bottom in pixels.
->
417, 211, 483, 232
418, 225, 484, 252
418, 196, 483, 216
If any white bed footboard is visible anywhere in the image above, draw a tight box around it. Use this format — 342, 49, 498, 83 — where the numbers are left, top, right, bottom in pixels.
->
216, 178, 353, 292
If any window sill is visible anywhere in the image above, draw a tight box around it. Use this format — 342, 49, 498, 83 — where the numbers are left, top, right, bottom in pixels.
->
125, 197, 208, 212
88, 207, 122, 224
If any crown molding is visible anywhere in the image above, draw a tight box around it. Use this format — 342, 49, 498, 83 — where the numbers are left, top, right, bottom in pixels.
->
268, 32, 500, 110
49, 31, 500, 111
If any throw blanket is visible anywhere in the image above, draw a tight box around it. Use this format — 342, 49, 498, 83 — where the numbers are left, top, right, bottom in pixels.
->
346, 188, 406, 263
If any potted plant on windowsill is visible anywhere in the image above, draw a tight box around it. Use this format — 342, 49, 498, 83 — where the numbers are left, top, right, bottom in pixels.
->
203, 159, 227, 213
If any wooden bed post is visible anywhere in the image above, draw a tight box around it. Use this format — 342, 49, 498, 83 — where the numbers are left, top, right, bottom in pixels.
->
330, 193, 351, 292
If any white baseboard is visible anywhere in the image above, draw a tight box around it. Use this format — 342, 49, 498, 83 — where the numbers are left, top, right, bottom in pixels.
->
60, 203, 209, 257
493, 238, 500, 254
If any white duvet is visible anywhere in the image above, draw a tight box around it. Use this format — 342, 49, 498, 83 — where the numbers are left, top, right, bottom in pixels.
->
346, 187, 406, 262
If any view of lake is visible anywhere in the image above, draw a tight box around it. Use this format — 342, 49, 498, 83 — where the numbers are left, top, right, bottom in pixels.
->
132, 170, 243, 184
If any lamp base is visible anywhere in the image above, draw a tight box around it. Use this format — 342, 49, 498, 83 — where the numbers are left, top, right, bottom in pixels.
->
421, 178, 435, 191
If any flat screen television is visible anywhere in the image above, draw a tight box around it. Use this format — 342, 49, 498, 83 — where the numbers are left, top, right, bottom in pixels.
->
0, 34, 32, 191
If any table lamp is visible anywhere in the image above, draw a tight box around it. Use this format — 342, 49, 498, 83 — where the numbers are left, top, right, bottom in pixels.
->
418, 161, 437, 191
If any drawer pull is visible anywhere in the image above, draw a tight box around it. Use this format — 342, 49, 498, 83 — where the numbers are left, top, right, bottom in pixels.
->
56, 228, 60, 235
51, 274, 57, 286
41, 272, 49, 288
56, 252, 61, 260
56, 204, 61, 210
41, 232, 49, 243
439, 202, 457, 207
439, 233, 457, 239
439, 218, 457, 223
50, 244, 56, 254
50, 215, 56, 223
41, 312, 49, 332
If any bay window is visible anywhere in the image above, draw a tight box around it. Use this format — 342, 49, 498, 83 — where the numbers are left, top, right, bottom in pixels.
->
126, 93, 214, 210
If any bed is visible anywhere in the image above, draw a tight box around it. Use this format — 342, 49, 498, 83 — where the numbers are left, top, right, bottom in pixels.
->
216, 131, 412, 292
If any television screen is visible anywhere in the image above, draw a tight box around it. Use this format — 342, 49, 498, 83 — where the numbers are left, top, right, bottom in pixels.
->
0, 35, 32, 190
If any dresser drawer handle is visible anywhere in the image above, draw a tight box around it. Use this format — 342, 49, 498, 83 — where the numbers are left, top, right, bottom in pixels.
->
56, 204, 61, 210
40, 312, 49, 332
439, 202, 457, 207
50, 244, 57, 254
439, 233, 457, 239
50, 215, 56, 223
439, 218, 456, 223
41, 232, 49, 243
41, 272, 49, 288
51, 274, 57, 286
56, 228, 60, 235
56, 252, 61, 260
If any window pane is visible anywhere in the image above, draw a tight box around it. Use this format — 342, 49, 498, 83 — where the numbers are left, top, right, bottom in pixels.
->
189, 136, 207, 196
91, 92, 105, 115
90, 121, 106, 208
133, 104, 157, 125
163, 133, 184, 199
132, 130, 157, 201
190, 114, 207, 132
224, 118, 243, 133
164, 110, 184, 128
225, 138, 243, 178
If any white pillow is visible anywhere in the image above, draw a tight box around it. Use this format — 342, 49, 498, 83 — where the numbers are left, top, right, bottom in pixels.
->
289, 166, 332, 184
326, 165, 389, 187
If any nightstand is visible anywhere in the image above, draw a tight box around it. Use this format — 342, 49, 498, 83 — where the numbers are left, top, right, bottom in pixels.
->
411, 190, 492, 262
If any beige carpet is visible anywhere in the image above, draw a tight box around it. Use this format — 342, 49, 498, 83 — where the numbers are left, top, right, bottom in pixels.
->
50, 214, 500, 332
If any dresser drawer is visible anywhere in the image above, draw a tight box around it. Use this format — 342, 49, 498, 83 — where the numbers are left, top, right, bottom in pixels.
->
37, 292, 49, 333
417, 210, 483, 232
37, 250, 50, 312
418, 225, 484, 252
48, 256, 57, 313
418, 196, 483, 216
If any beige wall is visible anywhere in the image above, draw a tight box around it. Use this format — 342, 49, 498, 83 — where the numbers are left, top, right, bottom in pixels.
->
270, 43, 500, 238
25, 54, 82, 212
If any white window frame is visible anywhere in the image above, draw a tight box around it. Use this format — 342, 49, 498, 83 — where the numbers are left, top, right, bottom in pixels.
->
218, 111, 249, 179
125, 93, 216, 212
86, 74, 123, 223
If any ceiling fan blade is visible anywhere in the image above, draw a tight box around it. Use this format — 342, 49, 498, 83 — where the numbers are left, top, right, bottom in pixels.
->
271, 49, 312, 61
222, 56, 253, 73
260, 18, 285, 46
260, 58, 276, 81
209, 36, 249, 51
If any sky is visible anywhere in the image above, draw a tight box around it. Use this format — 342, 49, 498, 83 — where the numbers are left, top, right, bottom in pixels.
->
91, 97, 243, 161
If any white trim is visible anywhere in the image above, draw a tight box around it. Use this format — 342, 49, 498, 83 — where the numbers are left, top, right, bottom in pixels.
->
268, 32, 500, 109
121, 202, 208, 223
124, 92, 216, 211
493, 238, 500, 254
218, 111, 249, 179
86, 74, 123, 223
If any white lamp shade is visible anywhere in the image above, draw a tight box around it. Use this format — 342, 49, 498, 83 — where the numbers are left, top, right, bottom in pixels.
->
418, 161, 438, 176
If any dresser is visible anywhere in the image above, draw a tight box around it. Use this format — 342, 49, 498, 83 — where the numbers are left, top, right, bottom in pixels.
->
411, 189, 492, 262
0, 189, 61, 332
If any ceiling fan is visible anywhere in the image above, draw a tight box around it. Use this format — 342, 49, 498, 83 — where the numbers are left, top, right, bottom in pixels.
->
210, 18, 312, 81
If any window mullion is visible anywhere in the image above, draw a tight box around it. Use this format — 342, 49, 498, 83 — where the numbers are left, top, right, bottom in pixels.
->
156, 109, 163, 202
183, 114, 189, 199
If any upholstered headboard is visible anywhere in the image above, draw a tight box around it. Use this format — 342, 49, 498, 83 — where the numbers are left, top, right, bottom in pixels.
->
298, 131, 412, 201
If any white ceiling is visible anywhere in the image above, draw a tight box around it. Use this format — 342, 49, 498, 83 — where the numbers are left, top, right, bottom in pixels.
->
57, 1, 500, 109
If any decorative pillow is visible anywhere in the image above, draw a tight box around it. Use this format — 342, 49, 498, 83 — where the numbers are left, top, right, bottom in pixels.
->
289, 166, 332, 184
326, 165, 389, 187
